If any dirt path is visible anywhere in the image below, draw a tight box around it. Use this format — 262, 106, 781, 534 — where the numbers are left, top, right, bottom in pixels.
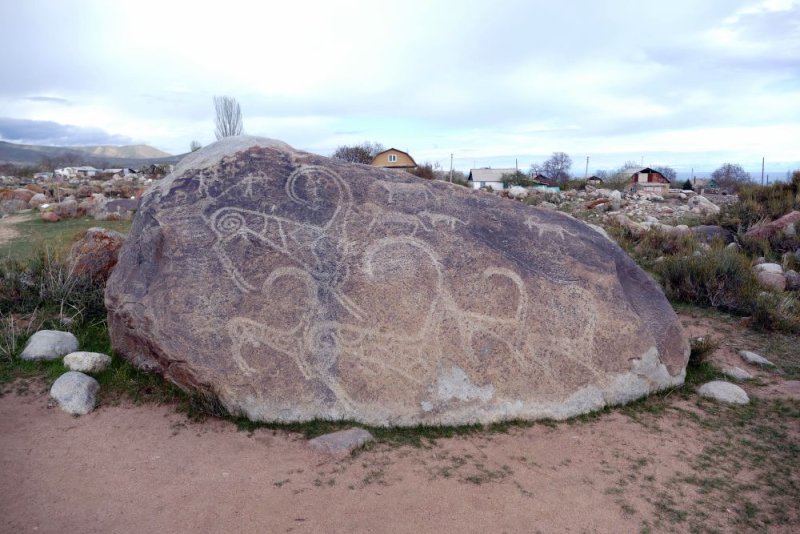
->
0, 390, 693, 534
0, 212, 31, 246
1, 311, 798, 533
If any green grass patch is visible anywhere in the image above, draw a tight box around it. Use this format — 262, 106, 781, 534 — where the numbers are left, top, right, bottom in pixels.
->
0, 216, 131, 261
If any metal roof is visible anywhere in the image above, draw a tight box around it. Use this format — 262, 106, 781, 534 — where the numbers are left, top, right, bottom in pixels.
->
468, 168, 517, 182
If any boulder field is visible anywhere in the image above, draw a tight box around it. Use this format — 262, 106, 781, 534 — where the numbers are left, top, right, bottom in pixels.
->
105, 137, 688, 426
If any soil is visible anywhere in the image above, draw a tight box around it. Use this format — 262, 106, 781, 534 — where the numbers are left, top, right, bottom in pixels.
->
1, 312, 798, 534
0, 213, 30, 246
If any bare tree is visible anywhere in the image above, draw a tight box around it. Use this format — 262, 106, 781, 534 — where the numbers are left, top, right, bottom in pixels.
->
533, 152, 572, 183
331, 141, 385, 164
711, 163, 751, 191
213, 96, 243, 139
190, 140, 202, 152
653, 165, 677, 182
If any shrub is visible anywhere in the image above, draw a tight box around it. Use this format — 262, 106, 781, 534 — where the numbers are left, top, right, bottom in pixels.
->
751, 292, 800, 333
501, 171, 536, 188
688, 336, 719, 367
0, 249, 106, 323
719, 173, 800, 231
652, 245, 759, 314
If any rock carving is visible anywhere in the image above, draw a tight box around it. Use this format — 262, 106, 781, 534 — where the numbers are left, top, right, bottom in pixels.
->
106, 137, 689, 426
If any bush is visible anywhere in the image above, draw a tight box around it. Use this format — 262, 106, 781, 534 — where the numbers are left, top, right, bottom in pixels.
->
0, 249, 106, 323
688, 336, 719, 367
652, 245, 759, 313
719, 172, 800, 231
501, 171, 536, 188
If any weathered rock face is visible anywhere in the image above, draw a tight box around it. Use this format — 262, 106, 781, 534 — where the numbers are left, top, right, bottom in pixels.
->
106, 137, 689, 426
67, 227, 126, 281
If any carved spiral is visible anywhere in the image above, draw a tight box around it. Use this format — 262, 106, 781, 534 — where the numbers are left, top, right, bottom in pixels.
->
215, 210, 246, 235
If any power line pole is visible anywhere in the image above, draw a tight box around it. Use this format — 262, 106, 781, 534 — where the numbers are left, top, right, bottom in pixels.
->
449, 153, 453, 183
585, 156, 589, 178
761, 157, 765, 185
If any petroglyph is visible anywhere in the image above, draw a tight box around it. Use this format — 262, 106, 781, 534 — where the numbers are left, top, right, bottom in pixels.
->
525, 213, 579, 241
370, 179, 435, 204
106, 137, 690, 426
418, 210, 466, 230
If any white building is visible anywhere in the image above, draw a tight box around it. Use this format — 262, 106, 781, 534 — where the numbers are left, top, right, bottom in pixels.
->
467, 168, 517, 190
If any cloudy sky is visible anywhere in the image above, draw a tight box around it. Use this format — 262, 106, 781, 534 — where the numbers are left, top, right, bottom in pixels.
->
1, 0, 798, 175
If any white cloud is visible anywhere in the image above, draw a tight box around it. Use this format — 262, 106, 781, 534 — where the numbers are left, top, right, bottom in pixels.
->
0, 0, 797, 172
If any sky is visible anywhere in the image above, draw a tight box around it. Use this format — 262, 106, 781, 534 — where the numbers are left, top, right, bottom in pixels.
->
0, 0, 798, 176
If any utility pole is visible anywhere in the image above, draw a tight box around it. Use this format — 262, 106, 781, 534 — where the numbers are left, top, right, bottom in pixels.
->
515, 158, 518, 171
585, 156, 589, 178
449, 153, 453, 183
761, 157, 765, 185
691, 167, 695, 186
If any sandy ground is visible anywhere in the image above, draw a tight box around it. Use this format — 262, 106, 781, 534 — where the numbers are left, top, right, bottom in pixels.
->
1, 389, 699, 534
1, 312, 797, 533
0, 213, 30, 246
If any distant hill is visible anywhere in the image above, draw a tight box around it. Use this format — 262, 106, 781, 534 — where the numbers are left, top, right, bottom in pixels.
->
76, 144, 172, 159
0, 141, 183, 167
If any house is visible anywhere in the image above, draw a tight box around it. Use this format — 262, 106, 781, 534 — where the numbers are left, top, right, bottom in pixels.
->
586, 175, 603, 185
102, 168, 136, 177
467, 168, 516, 190
624, 167, 670, 194
370, 148, 417, 169
75, 166, 99, 177
55, 167, 77, 178
529, 174, 561, 191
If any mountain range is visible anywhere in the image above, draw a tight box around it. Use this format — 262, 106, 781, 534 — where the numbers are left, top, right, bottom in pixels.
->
0, 141, 183, 167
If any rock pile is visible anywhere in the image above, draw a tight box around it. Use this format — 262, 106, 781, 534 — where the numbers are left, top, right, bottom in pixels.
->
19, 329, 112, 415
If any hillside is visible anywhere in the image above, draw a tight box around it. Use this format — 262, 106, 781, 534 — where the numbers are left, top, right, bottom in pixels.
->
76, 144, 171, 159
0, 140, 182, 167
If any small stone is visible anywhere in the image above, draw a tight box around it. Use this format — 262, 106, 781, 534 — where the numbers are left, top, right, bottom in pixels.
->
754, 263, 783, 275
20, 330, 79, 361
49, 372, 100, 415
40, 211, 60, 223
755, 270, 786, 291
63, 352, 112, 374
697, 381, 750, 404
722, 367, 753, 381
739, 350, 774, 367
785, 270, 800, 291
308, 428, 374, 455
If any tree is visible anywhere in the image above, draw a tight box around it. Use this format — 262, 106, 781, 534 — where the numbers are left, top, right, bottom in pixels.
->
681, 179, 694, 191
502, 170, 535, 188
190, 140, 202, 152
653, 166, 677, 182
213, 96, 243, 139
711, 163, 751, 191
538, 152, 573, 184
331, 141, 385, 164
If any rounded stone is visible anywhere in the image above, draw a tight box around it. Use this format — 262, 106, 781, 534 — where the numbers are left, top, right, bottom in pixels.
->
49, 372, 100, 415
739, 350, 773, 367
697, 381, 749, 404
20, 330, 79, 361
63, 352, 112, 374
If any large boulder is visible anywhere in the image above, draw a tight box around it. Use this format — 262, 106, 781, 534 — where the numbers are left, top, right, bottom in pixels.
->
28, 193, 48, 209
106, 137, 689, 426
745, 210, 800, 241
753, 263, 786, 291
67, 227, 126, 281
687, 195, 720, 215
